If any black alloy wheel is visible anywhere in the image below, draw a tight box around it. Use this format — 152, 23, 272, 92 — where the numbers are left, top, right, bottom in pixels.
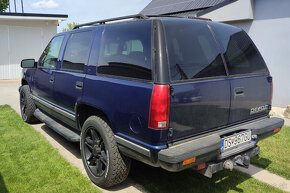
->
20, 91, 27, 121
83, 127, 108, 177
19, 85, 38, 123
81, 116, 131, 188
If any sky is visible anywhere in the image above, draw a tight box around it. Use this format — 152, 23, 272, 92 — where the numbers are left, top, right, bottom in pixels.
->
9, 0, 151, 31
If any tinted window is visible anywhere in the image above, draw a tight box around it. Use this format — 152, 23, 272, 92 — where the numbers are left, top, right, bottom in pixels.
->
98, 20, 152, 80
39, 35, 64, 68
62, 31, 93, 71
163, 19, 226, 81
210, 22, 268, 75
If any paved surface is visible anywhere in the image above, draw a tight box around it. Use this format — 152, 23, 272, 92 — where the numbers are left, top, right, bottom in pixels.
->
0, 80, 289, 192
284, 117, 290, 126
0, 80, 145, 193
236, 165, 290, 192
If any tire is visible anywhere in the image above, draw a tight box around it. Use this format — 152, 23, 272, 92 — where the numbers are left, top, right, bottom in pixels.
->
20, 85, 38, 123
80, 116, 131, 188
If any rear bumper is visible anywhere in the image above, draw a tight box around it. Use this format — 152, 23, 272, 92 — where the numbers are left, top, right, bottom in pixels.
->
157, 117, 284, 172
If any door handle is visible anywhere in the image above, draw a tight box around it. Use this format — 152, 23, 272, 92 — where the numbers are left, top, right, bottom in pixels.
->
234, 87, 244, 96
49, 76, 54, 83
75, 81, 83, 90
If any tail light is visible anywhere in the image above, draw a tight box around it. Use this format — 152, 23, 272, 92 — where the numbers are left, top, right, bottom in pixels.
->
148, 84, 170, 129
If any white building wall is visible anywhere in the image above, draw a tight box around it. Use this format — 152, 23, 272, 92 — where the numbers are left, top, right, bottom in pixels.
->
225, 0, 290, 107
201, 0, 254, 22
0, 19, 57, 79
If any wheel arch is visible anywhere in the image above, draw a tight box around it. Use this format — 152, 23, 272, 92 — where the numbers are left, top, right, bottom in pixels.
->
21, 79, 28, 86
76, 103, 112, 131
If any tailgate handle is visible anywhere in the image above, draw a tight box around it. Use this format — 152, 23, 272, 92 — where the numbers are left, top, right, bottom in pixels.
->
234, 87, 244, 96
75, 81, 83, 90
49, 76, 54, 83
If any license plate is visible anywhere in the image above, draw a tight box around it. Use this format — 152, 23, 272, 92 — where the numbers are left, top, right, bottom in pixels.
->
221, 130, 251, 151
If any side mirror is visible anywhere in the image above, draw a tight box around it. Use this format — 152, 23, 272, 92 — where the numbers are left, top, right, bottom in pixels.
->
21, 59, 36, 68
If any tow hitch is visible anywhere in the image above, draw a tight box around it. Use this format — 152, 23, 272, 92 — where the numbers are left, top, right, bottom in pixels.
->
197, 146, 259, 178
223, 154, 250, 171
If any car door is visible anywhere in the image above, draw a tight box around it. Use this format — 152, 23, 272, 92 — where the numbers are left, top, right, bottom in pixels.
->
161, 19, 231, 141
209, 22, 271, 124
32, 35, 65, 103
53, 30, 94, 115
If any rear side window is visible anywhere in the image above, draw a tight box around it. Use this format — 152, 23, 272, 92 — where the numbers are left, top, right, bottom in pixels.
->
163, 19, 226, 82
62, 31, 93, 71
210, 23, 268, 75
39, 35, 64, 68
98, 20, 152, 80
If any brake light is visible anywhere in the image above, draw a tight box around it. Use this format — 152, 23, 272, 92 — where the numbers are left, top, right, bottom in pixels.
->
148, 84, 170, 129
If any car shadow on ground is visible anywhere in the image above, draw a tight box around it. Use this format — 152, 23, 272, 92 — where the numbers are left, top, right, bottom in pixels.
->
39, 124, 81, 159
128, 161, 254, 193
251, 156, 272, 169
38, 124, 265, 193
38, 124, 149, 192
0, 173, 9, 193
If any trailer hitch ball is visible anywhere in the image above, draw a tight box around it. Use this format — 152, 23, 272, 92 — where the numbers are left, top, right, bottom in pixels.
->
223, 160, 234, 171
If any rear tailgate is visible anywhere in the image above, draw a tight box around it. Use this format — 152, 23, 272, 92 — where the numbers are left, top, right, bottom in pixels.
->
161, 19, 231, 141
170, 79, 230, 140
209, 22, 271, 124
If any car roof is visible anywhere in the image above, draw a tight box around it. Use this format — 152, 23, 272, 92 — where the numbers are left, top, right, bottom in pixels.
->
57, 15, 240, 36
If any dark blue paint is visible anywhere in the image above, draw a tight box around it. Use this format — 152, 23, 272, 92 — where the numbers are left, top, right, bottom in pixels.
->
32, 94, 75, 116
170, 78, 231, 141
33, 68, 55, 102
228, 75, 271, 124
81, 75, 168, 147
53, 70, 85, 111
116, 132, 167, 150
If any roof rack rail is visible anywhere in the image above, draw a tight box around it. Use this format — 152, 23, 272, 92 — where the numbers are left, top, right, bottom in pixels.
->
73, 14, 149, 29
145, 15, 184, 18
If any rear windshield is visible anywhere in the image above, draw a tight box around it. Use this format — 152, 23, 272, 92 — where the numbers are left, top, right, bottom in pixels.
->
98, 20, 152, 81
210, 22, 268, 75
162, 19, 226, 82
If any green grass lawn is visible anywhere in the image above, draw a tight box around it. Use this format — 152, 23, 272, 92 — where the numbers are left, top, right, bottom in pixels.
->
0, 105, 100, 193
251, 126, 290, 180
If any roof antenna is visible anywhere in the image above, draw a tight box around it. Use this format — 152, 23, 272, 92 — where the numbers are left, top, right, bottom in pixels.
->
21, 0, 24, 13
8, 0, 11, 12
13, 0, 16, 13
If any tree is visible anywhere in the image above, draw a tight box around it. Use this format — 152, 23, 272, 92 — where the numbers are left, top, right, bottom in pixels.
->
62, 22, 79, 32
0, 0, 9, 12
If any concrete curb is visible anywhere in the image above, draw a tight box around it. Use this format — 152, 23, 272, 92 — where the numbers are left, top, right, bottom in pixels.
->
236, 164, 290, 192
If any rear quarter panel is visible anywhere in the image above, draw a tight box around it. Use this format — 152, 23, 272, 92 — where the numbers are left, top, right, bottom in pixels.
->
81, 75, 168, 147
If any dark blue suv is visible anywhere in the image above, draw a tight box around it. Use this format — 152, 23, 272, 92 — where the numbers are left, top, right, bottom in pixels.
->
20, 14, 284, 188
